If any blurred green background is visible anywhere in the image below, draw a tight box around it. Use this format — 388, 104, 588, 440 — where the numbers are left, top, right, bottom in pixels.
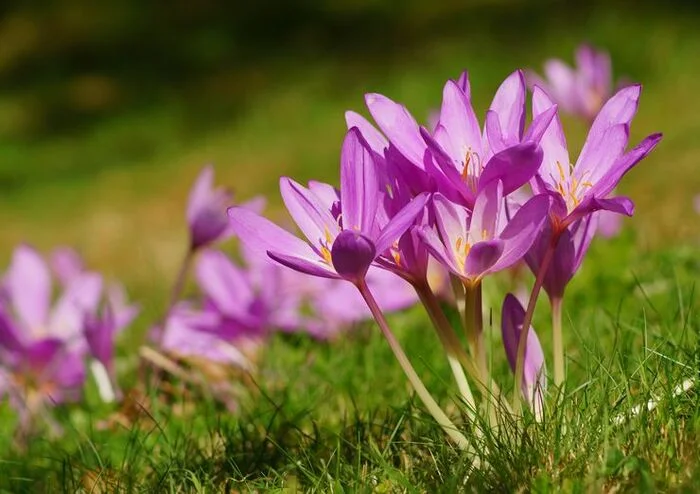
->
0, 0, 698, 299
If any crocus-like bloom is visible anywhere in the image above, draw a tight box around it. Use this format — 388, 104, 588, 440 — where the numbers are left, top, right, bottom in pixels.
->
418, 181, 550, 286
83, 283, 139, 402
187, 165, 234, 249
531, 85, 662, 230
501, 294, 546, 419
528, 44, 616, 122
0, 246, 100, 406
525, 214, 598, 300
160, 302, 252, 370
355, 70, 555, 208
228, 127, 428, 285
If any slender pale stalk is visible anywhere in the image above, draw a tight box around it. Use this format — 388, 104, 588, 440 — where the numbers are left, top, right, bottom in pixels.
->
164, 249, 195, 327
91, 360, 117, 403
416, 282, 512, 415
551, 296, 564, 387
513, 234, 558, 412
356, 280, 472, 451
414, 284, 476, 416
464, 282, 497, 425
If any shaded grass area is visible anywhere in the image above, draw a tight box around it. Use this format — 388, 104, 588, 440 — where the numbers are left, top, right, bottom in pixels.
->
1, 238, 698, 491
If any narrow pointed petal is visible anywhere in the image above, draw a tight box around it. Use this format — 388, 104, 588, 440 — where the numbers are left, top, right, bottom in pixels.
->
464, 239, 504, 278
365, 93, 427, 169
49, 272, 103, 342
6, 245, 52, 331
0, 308, 24, 352
456, 71, 471, 97
479, 142, 543, 196
588, 84, 641, 139
523, 104, 558, 145
587, 133, 663, 198
532, 87, 570, 192
50, 248, 85, 286
331, 230, 376, 282
374, 193, 429, 255
431, 194, 469, 259
186, 165, 215, 225
417, 226, 462, 276
487, 70, 527, 145
501, 294, 546, 418
228, 206, 322, 262
484, 110, 507, 155
469, 180, 504, 242
196, 250, 254, 318
345, 111, 388, 152
340, 127, 379, 233
436, 80, 482, 160
490, 194, 551, 273
280, 177, 340, 246
574, 123, 629, 184
268, 251, 341, 280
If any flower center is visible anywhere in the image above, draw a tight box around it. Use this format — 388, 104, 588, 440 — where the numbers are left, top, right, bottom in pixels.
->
460, 149, 482, 192
454, 236, 472, 272
553, 161, 593, 212
320, 227, 334, 265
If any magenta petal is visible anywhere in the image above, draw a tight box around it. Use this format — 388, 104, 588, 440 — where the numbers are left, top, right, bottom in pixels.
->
436, 79, 482, 161
490, 194, 551, 273
6, 245, 52, 332
587, 84, 641, 142
196, 249, 254, 318
0, 308, 24, 352
365, 93, 427, 169
487, 70, 527, 145
50, 247, 85, 286
330, 230, 376, 282
280, 177, 340, 245
456, 71, 471, 97
48, 272, 103, 342
588, 133, 663, 198
417, 226, 462, 276
574, 123, 629, 185
228, 206, 321, 261
464, 240, 504, 278
268, 251, 340, 279
484, 110, 507, 155
374, 193, 429, 255
470, 179, 504, 241
340, 127, 379, 233
501, 294, 546, 417
345, 111, 388, 152
187, 165, 232, 248
523, 104, 558, 145
479, 142, 543, 196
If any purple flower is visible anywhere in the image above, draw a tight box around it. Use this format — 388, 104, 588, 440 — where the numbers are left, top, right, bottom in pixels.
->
531, 86, 662, 231
418, 181, 550, 285
528, 44, 616, 122
50, 247, 85, 287
228, 128, 428, 285
0, 246, 99, 405
360, 71, 555, 208
194, 248, 305, 340
187, 165, 234, 249
525, 214, 598, 300
501, 294, 546, 419
160, 302, 253, 370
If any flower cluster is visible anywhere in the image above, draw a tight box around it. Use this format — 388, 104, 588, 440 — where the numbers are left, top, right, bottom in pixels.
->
0, 44, 662, 451
0, 245, 138, 429
229, 59, 661, 446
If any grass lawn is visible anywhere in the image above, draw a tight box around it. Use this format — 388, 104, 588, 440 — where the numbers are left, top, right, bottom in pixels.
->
0, 2, 699, 491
